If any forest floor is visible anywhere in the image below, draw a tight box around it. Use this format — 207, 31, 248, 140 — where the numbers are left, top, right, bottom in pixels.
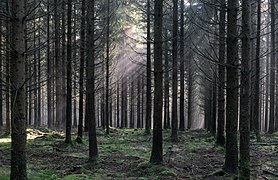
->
0, 128, 278, 179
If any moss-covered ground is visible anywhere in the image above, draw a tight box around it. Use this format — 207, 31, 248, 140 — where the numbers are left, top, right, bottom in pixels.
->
0, 128, 277, 179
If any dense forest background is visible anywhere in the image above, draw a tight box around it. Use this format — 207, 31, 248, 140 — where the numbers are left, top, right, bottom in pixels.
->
0, 0, 278, 179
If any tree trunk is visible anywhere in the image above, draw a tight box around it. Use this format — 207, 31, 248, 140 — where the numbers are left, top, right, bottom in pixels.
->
216, 0, 226, 147
10, 0, 27, 178
137, 76, 141, 128
179, 0, 185, 131
37, 23, 41, 127
117, 81, 120, 127
269, 0, 275, 134
187, 52, 193, 129
150, 0, 163, 165
73, 6, 77, 129
224, 0, 239, 174
65, 0, 72, 144
145, 0, 152, 134
47, 0, 53, 129
5, 12, 10, 134
239, 0, 251, 178
130, 77, 134, 128
254, 0, 261, 141
0, 20, 2, 127
163, 29, 170, 129
54, 0, 62, 128
87, 0, 98, 160
76, 0, 85, 143
61, 0, 67, 126
105, 0, 110, 134
121, 78, 125, 128
265, 18, 270, 132
171, 0, 178, 141
33, 21, 38, 128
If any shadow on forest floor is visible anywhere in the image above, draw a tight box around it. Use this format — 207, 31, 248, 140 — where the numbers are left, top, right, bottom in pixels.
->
0, 128, 277, 179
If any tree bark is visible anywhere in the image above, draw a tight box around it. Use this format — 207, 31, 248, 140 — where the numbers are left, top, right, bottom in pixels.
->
87, 0, 98, 160
179, 0, 185, 131
47, 0, 53, 129
171, 0, 178, 141
145, 0, 152, 134
77, 0, 86, 143
105, 0, 110, 134
10, 0, 27, 178
265, 17, 270, 132
54, 0, 62, 128
224, 0, 239, 174
137, 76, 141, 128
164, 29, 170, 129
187, 52, 193, 129
254, 0, 261, 141
65, 0, 72, 144
5, 9, 10, 135
269, 0, 275, 134
150, 0, 163, 165
216, 0, 226, 147
0, 20, 2, 127
239, 0, 251, 178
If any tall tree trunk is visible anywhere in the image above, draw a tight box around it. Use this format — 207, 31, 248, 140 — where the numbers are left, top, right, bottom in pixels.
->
121, 78, 125, 128
38, 23, 41, 127
269, 0, 275, 134
224, 0, 239, 174
87, 0, 98, 160
254, 0, 261, 141
130, 77, 135, 128
5, 10, 10, 134
33, 21, 38, 128
61, 0, 66, 126
54, 0, 62, 128
216, 0, 226, 147
47, 0, 53, 129
65, 0, 72, 144
124, 80, 128, 128
141, 75, 145, 128
137, 76, 141, 128
73, 6, 77, 129
76, 0, 85, 143
239, 0, 251, 178
0, 20, 2, 127
145, 0, 152, 134
117, 81, 120, 127
171, 0, 178, 141
10, 0, 27, 178
265, 18, 270, 132
105, 0, 110, 134
28, 62, 32, 126
179, 0, 185, 131
150, 0, 163, 165
163, 29, 170, 129
187, 52, 193, 129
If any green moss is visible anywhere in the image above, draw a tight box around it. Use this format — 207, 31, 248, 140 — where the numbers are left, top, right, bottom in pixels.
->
66, 152, 88, 159
62, 174, 91, 180
131, 162, 176, 178
160, 169, 177, 177
28, 169, 58, 179
0, 166, 10, 180
0, 141, 11, 150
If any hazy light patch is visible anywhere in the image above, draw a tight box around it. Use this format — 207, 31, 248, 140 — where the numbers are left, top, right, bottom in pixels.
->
0, 129, 50, 144
0, 138, 11, 143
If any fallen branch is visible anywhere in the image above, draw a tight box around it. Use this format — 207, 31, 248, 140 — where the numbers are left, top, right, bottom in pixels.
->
263, 170, 278, 177
252, 143, 278, 146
